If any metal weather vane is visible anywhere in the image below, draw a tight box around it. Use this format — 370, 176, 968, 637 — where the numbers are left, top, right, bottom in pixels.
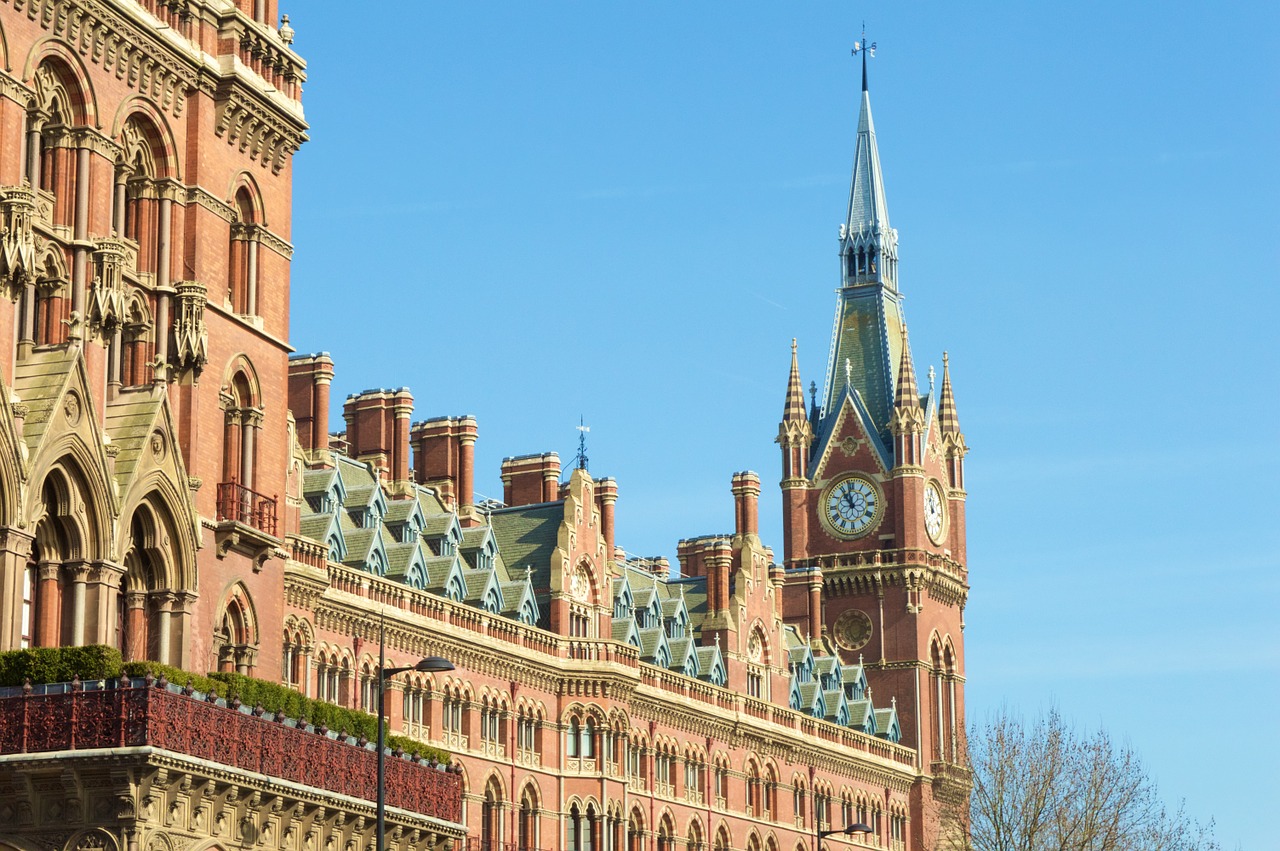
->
575, 416, 590, 471
852, 23, 877, 92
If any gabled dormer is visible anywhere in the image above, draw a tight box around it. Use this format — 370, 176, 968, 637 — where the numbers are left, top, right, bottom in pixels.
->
386, 540, 429, 589
384, 497, 426, 544
842, 657, 869, 701
463, 568, 505, 615
423, 512, 463, 557
423, 552, 468, 602
874, 702, 902, 743
500, 578, 540, 626
787, 640, 816, 684
303, 467, 346, 514
342, 526, 389, 577
300, 510, 347, 564
612, 574, 634, 621
669, 636, 700, 679
815, 654, 844, 691
662, 595, 690, 639
612, 615, 641, 649
344, 484, 387, 530
824, 687, 851, 726
460, 525, 497, 571
639, 626, 671, 669
849, 698, 877, 735
696, 644, 727, 687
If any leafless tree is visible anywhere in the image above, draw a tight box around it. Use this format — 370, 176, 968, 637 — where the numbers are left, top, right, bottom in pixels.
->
947, 707, 1220, 851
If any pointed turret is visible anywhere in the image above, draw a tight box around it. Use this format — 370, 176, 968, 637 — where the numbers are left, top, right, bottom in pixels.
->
782, 339, 807, 424
938, 351, 968, 492
938, 351, 961, 435
891, 323, 925, 468
893, 325, 920, 412
778, 340, 815, 564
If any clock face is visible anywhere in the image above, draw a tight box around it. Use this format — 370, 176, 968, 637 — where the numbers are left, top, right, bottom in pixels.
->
924, 481, 946, 543
824, 475, 881, 538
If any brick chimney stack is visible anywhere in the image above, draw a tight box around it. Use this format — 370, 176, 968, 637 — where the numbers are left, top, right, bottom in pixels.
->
288, 353, 335, 459
501, 453, 560, 506
595, 477, 618, 562
411, 415, 478, 512
706, 538, 732, 613
343, 387, 413, 485
731, 471, 761, 537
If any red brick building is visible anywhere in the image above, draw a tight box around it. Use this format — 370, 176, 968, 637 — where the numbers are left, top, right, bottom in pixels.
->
0, 5, 969, 851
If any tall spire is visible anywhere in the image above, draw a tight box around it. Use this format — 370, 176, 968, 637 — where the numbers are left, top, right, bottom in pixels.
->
783, 338, 807, 423
841, 31, 896, 291
820, 35, 906, 437
938, 352, 961, 434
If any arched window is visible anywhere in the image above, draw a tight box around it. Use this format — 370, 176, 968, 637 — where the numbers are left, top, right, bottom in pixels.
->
687, 820, 704, 851
656, 817, 673, 851
214, 584, 259, 675
228, 186, 262, 316
519, 785, 539, 851
481, 777, 503, 851
627, 808, 645, 851
219, 365, 275, 534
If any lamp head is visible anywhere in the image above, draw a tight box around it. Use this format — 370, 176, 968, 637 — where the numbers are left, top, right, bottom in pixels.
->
414, 657, 455, 673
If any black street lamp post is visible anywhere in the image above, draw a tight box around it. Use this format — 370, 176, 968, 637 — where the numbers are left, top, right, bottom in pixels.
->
375, 612, 454, 851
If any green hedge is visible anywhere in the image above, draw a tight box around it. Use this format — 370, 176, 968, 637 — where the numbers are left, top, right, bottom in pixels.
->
0, 646, 449, 763
0, 645, 123, 686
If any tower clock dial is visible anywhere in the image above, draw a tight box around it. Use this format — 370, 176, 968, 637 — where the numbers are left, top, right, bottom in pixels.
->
822, 475, 882, 538
924, 480, 946, 543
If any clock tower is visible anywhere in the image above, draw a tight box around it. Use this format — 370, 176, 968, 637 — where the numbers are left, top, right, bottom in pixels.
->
776, 48, 971, 841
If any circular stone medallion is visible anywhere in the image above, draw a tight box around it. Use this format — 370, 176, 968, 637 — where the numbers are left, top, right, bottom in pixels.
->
833, 609, 873, 652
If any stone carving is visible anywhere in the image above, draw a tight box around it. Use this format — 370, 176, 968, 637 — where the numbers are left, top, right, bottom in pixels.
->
89, 238, 134, 331
0, 184, 38, 295
64, 393, 82, 426
173, 281, 209, 372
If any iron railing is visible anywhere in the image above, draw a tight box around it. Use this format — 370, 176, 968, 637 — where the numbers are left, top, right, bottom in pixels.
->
216, 479, 278, 536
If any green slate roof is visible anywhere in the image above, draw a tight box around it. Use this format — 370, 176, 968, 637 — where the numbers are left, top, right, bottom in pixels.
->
104, 389, 163, 487
490, 503, 562, 592
13, 348, 76, 453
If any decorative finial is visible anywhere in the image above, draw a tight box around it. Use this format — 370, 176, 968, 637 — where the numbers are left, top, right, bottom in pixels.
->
943, 350, 949, 366
574, 416, 590, 471
809, 381, 817, 409
851, 23, 877, 93
791, 337, 797, 356
844, 357, 853, 387
714, 633, 721, 649
279, 14, 294, 45
525, 564, 533, 582
928, 365, 936, 393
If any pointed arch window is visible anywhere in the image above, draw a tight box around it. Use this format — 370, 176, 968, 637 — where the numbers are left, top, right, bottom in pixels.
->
229, 188, 262, 316
481, 778, 503, 851
219, 366, 276, 535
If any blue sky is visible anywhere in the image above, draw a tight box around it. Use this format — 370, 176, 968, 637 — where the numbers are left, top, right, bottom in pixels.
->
287, 3, 1278, 847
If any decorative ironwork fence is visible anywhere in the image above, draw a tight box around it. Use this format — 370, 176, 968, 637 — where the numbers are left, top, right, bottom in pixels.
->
216, 480, 279, 536
0, 679, 461, 822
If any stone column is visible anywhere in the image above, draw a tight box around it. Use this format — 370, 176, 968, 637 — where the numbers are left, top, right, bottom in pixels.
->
155, 186, 174, 366
66, 560, 90, 646
0, 529, 34, 650
91, 561, 123, 647
35, 561, 60, 646
124, 590, 147, 662
113, 167, 130, 236
25, 113, 44, 188
71, 143, 91, 320
154, 591, 176, 666
245, 233, 259, 316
